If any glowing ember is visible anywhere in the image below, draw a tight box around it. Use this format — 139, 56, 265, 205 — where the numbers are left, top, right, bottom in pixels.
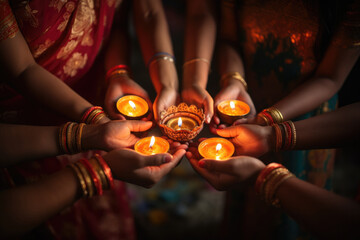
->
128, 100, 136, 110
149, 136, 155, 148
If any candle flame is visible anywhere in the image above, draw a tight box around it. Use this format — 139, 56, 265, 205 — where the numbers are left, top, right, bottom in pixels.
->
149, 136, 155, 148
216, 143, 222, 152
230, 101, 235, 109
129, 100, 136, 110
178, 117, 182, 127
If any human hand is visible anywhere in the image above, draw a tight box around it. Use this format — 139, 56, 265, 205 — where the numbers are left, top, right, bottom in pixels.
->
82, 120, 153, 151
210, 81, 256, 134
181, 85, 214, 124
153, 87, 179, 123
103, 147, 186, 188
188, 155, 265, 191
216, 125, 273, 157
104, 75, 153, 121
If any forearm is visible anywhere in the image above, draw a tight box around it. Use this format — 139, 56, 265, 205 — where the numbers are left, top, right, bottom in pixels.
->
133, 0, 178, 92
0, 124, 60, 167
0, 167, 80, 238
183, 0, 216, 89
277, 177, 360, 239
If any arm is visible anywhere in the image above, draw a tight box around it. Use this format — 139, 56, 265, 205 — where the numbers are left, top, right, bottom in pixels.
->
181, 0, 216, 123
187, 156, 360, 240
215, 102, 360, 156
0, 2, 97, 122
133, 0, 179, 121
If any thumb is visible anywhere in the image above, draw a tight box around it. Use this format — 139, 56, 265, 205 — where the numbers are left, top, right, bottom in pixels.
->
127, 120, 153, 132
143, 153, 173, 166
204, 96, 214, 124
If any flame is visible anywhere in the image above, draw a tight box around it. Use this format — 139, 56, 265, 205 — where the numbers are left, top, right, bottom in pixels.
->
129, 100, 136, 110
149, 136, 155, 148
178, 117, 182, 127
230, 101, 235, 109
216, 143, 222, 152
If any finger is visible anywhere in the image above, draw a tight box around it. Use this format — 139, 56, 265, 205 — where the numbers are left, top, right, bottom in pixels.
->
204, 97, 214, 124
127, 120, 153, 132
233, 118, 249, 125
143, 153, 173, 167
216, 125, 241, 138
187, 155, 219, 183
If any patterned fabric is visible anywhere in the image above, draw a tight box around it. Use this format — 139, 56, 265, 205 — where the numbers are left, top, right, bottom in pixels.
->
221, 0, 360, 239
0, 0, 136, 239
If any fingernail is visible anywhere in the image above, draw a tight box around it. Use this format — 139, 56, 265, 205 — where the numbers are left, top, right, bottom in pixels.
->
163, 155, 172, 163
198, 161, 205, 168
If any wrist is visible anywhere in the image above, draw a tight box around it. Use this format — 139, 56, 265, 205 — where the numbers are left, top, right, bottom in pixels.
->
81, 124, 102, 151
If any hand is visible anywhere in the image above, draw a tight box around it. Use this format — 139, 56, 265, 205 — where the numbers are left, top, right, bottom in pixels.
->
216, 125, 273, 157
188, 155, 265, 191
181, 85, 214, 124
104, 147, 187, 188
210, 80, 256, 134
104, 75, 153, 120
82, 120, 153, 151
153, 87, 179, 123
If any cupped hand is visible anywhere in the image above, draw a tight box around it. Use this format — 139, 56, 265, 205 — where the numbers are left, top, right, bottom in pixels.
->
181, 85, 214, 124
83, 120, 153, 151
210, 81, 256, 134
216, 125, 273, 157
153, 87, 179, 124
104, 75, 153, 121
188, 155, 265, 191
104, 147, 186, 188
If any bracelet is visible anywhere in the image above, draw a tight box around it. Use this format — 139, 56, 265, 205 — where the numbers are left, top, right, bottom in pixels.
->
264, 106, 284, 123
58, 122, 85, 154
147, 52, 175, 68
94, 153, 114, 190
220, 72, 248, 91
80, 158, 103, 196
105, 64, 130, 79
81, 106, 107, 124
255, 163, 295, 208
75, 161, 95, 197
68, 163, 89, 198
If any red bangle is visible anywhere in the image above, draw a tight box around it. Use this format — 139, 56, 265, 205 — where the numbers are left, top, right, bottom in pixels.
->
95, 153, 114, 190
62, 122, 71, 154
81, 106, 103, 123
79, 158, 103, 196
262, 111, 274, 125
105, 64, 130, 80
88, 110, 105, 124
255, 163, 284, 194
283, 121, 292, 150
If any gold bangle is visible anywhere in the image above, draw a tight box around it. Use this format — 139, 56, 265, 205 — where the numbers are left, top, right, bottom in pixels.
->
288, 121, 296, 149
272, 124, 282, 152
148, 55, 174, 67
89, 157, 109, 190
106, 69, 129, 82
76, 123, 85, 152
266, 106, 284, 123
183, 58, 210, 68
75, 161, 94, 198
220, 72, 247, 91
68, 163, 89, 198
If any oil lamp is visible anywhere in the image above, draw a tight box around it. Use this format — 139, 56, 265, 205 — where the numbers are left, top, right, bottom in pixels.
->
198, 137, 235, 160
116, 95, 149, 120
217, 100, 250, 125
134, 136, 170, 155
159, 103, 205, 142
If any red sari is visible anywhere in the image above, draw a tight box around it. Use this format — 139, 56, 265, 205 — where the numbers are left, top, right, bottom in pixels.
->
0, 0, 136, 239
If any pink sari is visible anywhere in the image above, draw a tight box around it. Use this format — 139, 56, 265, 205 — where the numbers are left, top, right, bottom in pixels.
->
0, 0, 136, 239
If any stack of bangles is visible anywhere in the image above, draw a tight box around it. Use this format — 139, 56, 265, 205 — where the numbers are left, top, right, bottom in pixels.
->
220, 71, 247, 91
59, 122, 85, 154
272, 120, 297, 152
147, 52, 175, 68
255, 163, 295, 208
80, 106, 107, 124
68, 154, 114, 198
257, 106, 284, 125
105, 64, 131, 83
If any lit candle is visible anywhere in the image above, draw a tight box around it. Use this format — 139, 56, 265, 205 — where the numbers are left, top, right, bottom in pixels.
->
217, 100, 250, 125
116, 95, 149, 119
134, 136, 170, 155
198, 137, 235, 160
166, 116, 198, 131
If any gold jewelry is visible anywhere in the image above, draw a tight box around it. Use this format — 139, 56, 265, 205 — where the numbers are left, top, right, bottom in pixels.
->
265, 106, 284, 123
68, 163, 89, 198
183, 58, 210, 68
75, 161, 94, 198
220, 72, 247, 91
148, 55, 174, 67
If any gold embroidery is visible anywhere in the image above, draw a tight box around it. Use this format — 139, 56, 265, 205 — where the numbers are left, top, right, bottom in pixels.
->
57, 40, 78, 59
57, 2, 75, 32
71, 0, 96, 43
32, 39, 55, 58
63, 52, 88, 77
49, 0, 68, 12
0, 0, 19, 41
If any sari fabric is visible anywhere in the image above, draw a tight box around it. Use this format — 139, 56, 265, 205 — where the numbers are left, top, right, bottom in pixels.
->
0, 0, 136, 239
